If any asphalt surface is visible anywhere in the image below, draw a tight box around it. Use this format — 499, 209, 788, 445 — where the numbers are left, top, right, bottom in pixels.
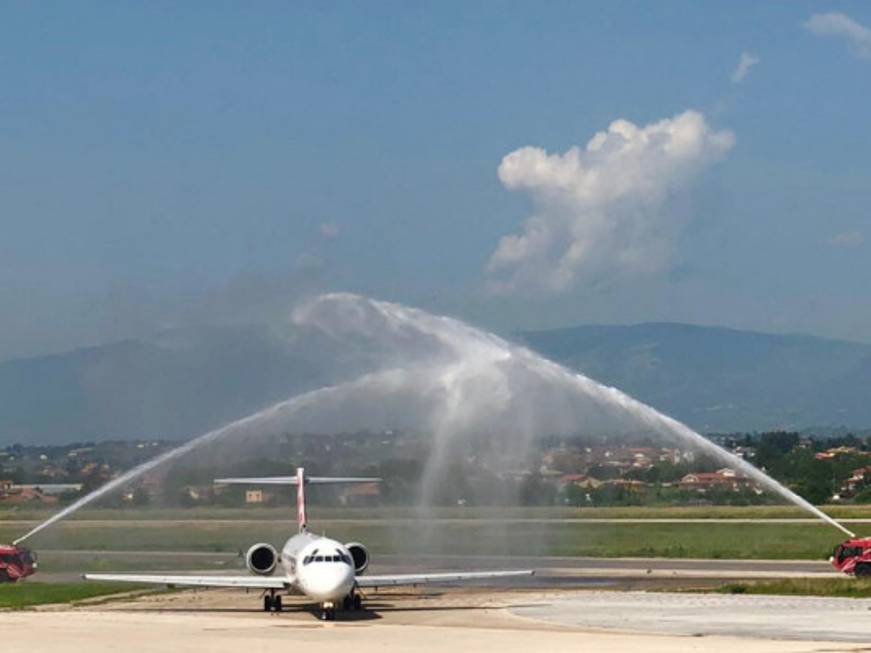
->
6, 601, 838, 653
28, 550, 839, 587
512, 591, 871, 642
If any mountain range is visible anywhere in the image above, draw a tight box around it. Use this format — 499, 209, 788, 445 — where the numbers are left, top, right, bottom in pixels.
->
519, 323, 871, 435
3, 322, 871, 445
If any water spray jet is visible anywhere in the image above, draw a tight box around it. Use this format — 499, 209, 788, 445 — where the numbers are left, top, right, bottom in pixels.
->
13, 293, 857, 545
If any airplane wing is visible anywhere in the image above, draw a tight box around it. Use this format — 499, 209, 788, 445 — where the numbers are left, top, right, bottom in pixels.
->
355, 569, 534, 588
83, 573, 287, 589
214, 476, 381, 485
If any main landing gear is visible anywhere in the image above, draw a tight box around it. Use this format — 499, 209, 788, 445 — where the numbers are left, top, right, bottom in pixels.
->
263, 590, 283, 612
342, 593, 362, 611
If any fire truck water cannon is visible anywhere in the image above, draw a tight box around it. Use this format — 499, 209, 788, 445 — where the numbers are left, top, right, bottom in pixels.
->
0, 544, 38, 583
831, 537, 871, 577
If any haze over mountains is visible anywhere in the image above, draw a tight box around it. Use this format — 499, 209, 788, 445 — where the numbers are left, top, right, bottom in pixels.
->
520, 324, 871, 435
2, 321, 871, 445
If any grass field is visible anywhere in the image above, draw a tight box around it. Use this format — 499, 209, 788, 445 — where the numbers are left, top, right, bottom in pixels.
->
716, 578, 871, 598
0, 520, 850, 570
0, 582, 146, 609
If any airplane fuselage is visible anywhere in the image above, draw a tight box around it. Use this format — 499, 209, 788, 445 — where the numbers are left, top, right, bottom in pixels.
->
281, 532, 355, 602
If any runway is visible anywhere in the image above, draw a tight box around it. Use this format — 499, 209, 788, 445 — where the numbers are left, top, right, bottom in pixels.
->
31, 550, 840, 587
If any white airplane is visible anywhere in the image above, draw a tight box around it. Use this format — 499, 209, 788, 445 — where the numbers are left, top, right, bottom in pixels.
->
85, 467, 534, 620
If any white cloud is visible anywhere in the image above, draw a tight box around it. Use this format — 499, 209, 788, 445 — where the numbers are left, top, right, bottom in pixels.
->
805, 12, 871, 58
731, 51, 760, 83
319, 222, 340, 239
829, 231, 864, 248
486, 110, 734, 294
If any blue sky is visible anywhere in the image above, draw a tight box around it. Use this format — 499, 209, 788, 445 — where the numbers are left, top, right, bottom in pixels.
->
2, 1, 871, 358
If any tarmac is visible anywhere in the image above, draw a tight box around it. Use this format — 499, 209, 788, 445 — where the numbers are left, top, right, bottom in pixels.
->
5, 587, 870, 653
32, 550, 843, 586
513, 591, 871, 642
6, 554, 866, 651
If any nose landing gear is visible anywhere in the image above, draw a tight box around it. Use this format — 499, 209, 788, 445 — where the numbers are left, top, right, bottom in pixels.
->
319, 601, 336, 620
320, 591, 362, 620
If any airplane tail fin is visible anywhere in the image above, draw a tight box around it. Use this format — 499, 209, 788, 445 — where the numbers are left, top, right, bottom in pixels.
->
214, 468, 381, 533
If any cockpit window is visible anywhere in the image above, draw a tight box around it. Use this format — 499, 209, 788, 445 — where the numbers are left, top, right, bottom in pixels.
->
302, 549, 352, 565
303, 549, 318, 565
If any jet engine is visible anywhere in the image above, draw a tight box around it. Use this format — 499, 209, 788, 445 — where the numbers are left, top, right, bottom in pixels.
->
345, 542, 369, 574
245, 543, 278, 575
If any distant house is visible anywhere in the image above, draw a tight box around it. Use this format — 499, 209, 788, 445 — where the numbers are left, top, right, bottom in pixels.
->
37, 465, 69, 480
0, 487, 59, 506
815, 446, 867, 461
246, 489, 264, 504
679, 468, 750, 492
12, 483, 82, 496
558, 474, 602, 490
625, 448, 659, 469
658, 448, 683, 464
601, 479, 648, 492
79, 462, 96, 475
838, 466, 871, 498
851, 466, 871, 482
339, 482, 381, 507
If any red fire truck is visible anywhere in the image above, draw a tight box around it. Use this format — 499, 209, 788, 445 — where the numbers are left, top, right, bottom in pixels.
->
0, 544, 37, 582
831, 538, 871, 577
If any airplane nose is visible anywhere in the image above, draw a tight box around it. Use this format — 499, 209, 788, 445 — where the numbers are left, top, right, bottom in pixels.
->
302, 566, 355, 601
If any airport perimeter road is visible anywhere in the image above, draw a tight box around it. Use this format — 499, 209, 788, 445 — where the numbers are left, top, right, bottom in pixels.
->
512, 591, 871, 642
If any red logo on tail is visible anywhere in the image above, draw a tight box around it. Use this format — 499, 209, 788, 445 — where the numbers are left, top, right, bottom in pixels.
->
296, 467, 306, 531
